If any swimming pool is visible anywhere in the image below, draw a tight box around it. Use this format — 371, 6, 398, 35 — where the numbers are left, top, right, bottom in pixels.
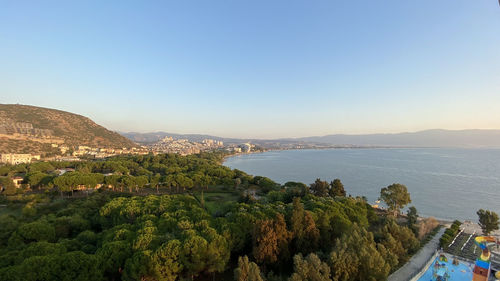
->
417, 255, 473, 281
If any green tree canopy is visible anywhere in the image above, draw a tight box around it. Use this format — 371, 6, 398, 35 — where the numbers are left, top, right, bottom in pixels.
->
234, 255, 264, 281
289, 253, 330, 281
310, 179, 329, 197
329, 224, 390, 281
379, 183, 411, 217
329, 179, 346, 197
477, 209, 499, 235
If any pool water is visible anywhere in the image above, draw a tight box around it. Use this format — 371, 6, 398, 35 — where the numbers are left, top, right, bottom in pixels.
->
417, 256, 473, 281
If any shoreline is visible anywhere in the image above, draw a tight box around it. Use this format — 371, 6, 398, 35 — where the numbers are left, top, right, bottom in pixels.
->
222, 148, 493, 222
223, 151, 463, 225
221, 145, 498, 163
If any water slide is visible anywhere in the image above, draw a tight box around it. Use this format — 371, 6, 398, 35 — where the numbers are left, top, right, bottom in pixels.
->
472, 236, 499, 281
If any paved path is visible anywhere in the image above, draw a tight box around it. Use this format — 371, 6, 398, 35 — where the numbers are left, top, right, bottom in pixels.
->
388, 227, 445, 281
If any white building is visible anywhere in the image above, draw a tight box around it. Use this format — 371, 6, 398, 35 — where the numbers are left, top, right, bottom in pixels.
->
12, 177, 23, 188
239, 143, 252, 153
0, 153, 37, 165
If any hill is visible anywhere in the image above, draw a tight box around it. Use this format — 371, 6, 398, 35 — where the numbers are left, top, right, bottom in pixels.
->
0, 104, 137, 154
288, 129, 500, 148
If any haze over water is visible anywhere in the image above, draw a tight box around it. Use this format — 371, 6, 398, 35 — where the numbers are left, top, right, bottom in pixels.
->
224, 148, 500, 221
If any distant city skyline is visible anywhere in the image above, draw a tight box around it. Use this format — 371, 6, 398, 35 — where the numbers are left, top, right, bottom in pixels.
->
2, 1, 500, 138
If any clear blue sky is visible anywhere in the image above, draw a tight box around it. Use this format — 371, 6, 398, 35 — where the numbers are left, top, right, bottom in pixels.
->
1, 0, 499, 138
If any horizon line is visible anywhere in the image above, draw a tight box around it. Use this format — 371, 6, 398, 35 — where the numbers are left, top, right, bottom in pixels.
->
119, 128, 500, 141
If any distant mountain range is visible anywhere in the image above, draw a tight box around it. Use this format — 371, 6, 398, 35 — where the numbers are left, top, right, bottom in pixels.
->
122, 129, 500, 148
0, 104, 137, 154
288, 129, 500, 148
2, 103, 498, 157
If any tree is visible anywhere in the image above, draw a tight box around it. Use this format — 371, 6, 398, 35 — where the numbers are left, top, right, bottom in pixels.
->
150, 173, 161, 194
329, 179, 346, 197
253, 219, 279, 264
105, 175, 120, 191
56, 251, 102, 281
291, 198, 305, 239
234, 178, 242, 188
253, 214, 291, 265
97, 241, 132, 280
234, 256, 264, 281
406, 206, 418, 226
253, 176, 278, 193
406, 206, 418, 235
302, 212, 320, 252
135, 175, 149, 193
329, 224, 390, 281
181, 231, 230, 279
25, 171, 47, 189
175, 174, 193, 192
310, 179, 329, 197
164, 175, 177, 193
477, 209, 499, 235
379, 183, 411, 217
290, 198, 319, 254
379, 221, 419, 264
0, 176, 17, 195
17, 221, 56, 242
289, 253, 330, 281
121, 175, 136, 193
28, 162, 54, 173
274, 213, 292, 264
123, 250, 154, 281
151, 240, 183, 281
200, 191, 205, 209
0, 215, 19, 247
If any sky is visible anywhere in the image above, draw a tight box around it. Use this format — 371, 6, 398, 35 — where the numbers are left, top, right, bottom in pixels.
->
1, 0, 500, 139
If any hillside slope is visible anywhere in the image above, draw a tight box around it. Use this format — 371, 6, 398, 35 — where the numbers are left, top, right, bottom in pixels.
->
289, 129, 500, 148
121, 131, 240, 144
0, 104, 137, 154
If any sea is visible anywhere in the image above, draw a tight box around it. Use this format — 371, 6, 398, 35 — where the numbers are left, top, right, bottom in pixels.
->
224, 148, 500, 221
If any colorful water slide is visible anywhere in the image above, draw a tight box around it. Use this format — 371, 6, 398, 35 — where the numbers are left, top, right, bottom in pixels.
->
472, 236, 496, 281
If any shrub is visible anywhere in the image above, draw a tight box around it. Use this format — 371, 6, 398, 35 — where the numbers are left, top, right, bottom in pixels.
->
417, 217, 439, 239
18, 221, 56, 242
439, 221, 461, 248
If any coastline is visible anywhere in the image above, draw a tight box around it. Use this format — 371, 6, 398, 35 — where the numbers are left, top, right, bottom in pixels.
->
223, 151, 459, 224
221, 149, 273, 163
221, 145, 481, 163
222, 148, 500, 221
221, 146, 408, 163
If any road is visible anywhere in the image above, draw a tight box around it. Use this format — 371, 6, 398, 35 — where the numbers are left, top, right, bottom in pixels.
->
387, 227, 445, 281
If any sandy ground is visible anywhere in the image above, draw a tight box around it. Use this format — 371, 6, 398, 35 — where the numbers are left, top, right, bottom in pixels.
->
460, 220, 500, 237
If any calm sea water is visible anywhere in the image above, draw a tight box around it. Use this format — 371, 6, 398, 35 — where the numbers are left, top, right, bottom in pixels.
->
224, 148, 500, 221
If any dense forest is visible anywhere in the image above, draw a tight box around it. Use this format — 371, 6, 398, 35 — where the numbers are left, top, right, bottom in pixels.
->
0, 152, 435, 281
0, 152, 272, 196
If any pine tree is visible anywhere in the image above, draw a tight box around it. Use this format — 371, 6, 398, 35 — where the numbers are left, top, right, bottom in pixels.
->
310, 179, 329, 197
200, 191, 205, 208
253, 214, 291, 265
477, 209, 499, 235
289, 253, 330, 281
290, 198, 319, 254
329, 179, 346, 197
234, 256, 264, 281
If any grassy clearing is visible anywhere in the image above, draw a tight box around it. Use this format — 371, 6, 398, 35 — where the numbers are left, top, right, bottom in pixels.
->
193, 191, 240, 214
0, 203, 23, 217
